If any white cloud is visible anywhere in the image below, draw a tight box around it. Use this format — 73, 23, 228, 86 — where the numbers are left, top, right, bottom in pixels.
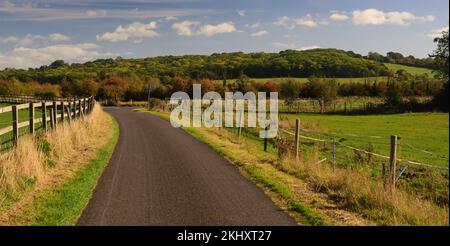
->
274, 15, 318, 29
329, 11, 349, 21
0, 33, 70, 46
246, 21, 261, 29
251, 30, 268, 37
352, 8, 434, 26
271, 42, 320, 50
96, 21, 159, 42
164, 16, 178, 21
197, 21, 236, 37
297, 45, 321, 51
172, 21, 237, 37
237, 10, 246, 16
427, 26, 449, 38
49, 33, 71, 42
172, 20, 199, 36
0, 43, 116, 69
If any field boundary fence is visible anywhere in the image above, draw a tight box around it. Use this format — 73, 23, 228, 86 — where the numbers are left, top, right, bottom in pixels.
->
226, 114, 449, 192
0, 95, 95, 151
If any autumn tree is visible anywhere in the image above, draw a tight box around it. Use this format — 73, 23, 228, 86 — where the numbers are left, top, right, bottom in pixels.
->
99, 76, 128, 102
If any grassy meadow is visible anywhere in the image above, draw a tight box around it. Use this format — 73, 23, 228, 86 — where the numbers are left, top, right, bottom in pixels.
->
214, 77, 389, 85
383, 63, 435, 76
281, 112, 449, 168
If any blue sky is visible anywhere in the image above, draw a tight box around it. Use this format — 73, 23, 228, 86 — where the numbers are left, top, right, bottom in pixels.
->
0, 0, 448, 69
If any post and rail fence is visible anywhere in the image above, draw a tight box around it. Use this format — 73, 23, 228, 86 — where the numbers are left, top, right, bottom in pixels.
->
0, 95, 95, 149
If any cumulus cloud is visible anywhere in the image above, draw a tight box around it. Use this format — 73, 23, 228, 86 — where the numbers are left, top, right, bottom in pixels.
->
96, 21, 159, 42
352, 8, 434, 26
251, 30, 269, 37
197, 22, 236, 37
274, 15, 318, 29
329, 11, 349, 21
49, 33, 71, 42
172, 21, 237, 37
427, 26, 449, 38
0, 43, 116, 69
0, 33, 70, 47
172, 20, 199, 36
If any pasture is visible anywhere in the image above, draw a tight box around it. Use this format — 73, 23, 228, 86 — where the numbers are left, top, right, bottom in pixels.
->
383, 63, 434, 76
214, 77, 389, 85
281, 112, 449, 168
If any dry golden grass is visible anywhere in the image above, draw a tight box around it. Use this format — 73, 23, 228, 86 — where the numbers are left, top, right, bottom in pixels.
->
0, 104, 111, 214
277, 151, 449, 225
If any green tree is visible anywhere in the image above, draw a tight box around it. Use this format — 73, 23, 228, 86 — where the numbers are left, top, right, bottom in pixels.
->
430, 28, 449, 111
306, 77, 338, 113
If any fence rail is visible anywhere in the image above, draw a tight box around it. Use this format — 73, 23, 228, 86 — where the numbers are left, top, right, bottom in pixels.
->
0, 95, 95, 149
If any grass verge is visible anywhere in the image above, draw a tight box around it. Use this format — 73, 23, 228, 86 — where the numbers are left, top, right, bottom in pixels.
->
19, 114, 119, 225
0, 107, 119, 225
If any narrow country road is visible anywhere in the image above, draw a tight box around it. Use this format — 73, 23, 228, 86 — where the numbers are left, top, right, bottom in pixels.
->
77, 107, 297, 226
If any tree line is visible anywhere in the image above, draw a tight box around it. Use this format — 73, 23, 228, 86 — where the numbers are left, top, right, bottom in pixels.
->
0, 49, 391, 85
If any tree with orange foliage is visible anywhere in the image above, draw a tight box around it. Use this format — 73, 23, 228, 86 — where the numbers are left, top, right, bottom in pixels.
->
192, 78, 215, 95
171, 76, 191, 93
262, 80, 280, 93
99, 76, 128, 102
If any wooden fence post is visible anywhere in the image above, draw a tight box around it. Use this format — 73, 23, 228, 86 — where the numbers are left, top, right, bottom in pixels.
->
29, 102, 35, 134
12, 105, 18, 145
60, 101, 64, 123
42, 102, 47, 131
344, 102, 347, 114
332, 139, 336, 172
49, 108, 54, 129
83, 98, 86, 115
79, 100, 83, 118
294, 119, 300, 161
237, 110, 243, 142
264, 126, 268, 152
66, 102, 72, 123
73, 100, 77, 119
389, 135, 398, 191
52, 101, 57, 126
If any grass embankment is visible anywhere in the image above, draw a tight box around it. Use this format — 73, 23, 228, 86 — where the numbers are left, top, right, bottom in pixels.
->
0, 105, 118, 225
383, 63, 434, 76
143, 110, 448, 225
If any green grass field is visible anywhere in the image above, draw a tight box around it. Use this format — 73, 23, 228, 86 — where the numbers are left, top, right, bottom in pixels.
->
383, 63, 434, 76
213, 63, 434, 86
215, 77, 388, 85
282, 112, 449, 168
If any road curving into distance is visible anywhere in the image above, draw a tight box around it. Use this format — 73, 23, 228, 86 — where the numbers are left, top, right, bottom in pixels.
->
77, 107, 297, 226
